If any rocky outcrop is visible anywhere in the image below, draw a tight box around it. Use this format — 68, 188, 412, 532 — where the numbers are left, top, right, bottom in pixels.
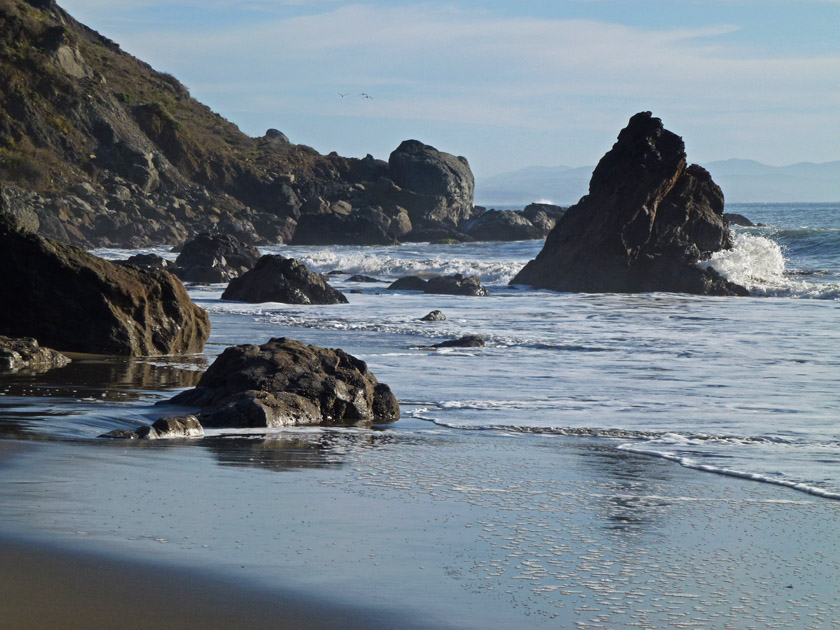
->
291, 205, 399, 246
388, 274, 489, 296
380, 140, 476, 230
512, 112, 748, 296
462, 204, 566, 241
0, 212, 210, 356
161, 337, 400, 428
221, 255, 348, 304
173, 233, 260, 283
0, 335, 71, 372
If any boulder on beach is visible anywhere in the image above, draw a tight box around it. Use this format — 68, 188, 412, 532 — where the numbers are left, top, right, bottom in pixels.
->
511, 112, 748, 296
0, 335, 70, 373
221, 255, 348, 305
155, 337, 399, 429
0, 213, 210, 356
173, 233, 260, 283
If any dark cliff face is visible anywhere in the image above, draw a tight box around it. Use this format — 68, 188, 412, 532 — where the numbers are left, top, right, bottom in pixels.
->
0, 0, 479, 248
512, 112, 747, 296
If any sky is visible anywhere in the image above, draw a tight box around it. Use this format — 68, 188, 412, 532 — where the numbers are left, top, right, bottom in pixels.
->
58, 0, 840, 178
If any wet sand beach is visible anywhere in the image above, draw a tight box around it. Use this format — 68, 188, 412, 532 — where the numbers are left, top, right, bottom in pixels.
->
1, 424, 839, 629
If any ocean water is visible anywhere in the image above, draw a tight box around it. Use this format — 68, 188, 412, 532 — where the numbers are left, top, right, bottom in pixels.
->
87, 203, 840, 500
1, 202, 839, 627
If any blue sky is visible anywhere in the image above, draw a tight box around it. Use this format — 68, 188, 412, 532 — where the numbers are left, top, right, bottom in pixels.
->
60, 0, 840, 177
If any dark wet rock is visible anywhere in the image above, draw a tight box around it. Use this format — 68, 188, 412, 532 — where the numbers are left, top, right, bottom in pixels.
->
433, 335, 485, 348
163, 337, 400, 428
101, 415, 204, 439
221, 255, 348, 305
347, 275, 382, 283
463, 209, 549, 241
725, 213, 755, 227
118, 253, 170, 271
512, 112, 748, 296
0, 215, 211, 356
388, 276, 429, 291
0, 335, 70, 372
292, 207, 398, 246
425, 274, 489, 297
420, 310, 446, 322
173, 233, 261, 283
388, 274, 489, 296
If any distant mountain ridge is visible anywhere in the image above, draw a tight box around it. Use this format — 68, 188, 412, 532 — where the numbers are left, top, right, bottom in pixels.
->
476, 160, 840, 206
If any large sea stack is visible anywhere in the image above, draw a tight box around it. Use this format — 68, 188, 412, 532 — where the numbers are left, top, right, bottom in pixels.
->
0, 210, 210, 356
511, 112, 747, 296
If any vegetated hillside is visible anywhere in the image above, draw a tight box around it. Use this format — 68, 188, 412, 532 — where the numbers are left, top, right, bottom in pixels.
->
0, 0, 412, 247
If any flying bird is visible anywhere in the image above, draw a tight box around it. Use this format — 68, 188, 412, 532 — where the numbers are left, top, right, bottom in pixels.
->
338, 92, 347, 98
360, 92, 373, 100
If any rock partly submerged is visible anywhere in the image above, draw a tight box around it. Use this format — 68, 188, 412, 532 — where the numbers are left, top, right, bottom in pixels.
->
0, 335, 70, 373
113, 338, 400, 436
432, 335, 485, 349
420, 310, 446, 322
388, 274, 490, 296
0, 211, 210, 356
173, 233, 260, 284
462, 203, 566, 242
221, 255, 348, 304
511, 112, 748, 296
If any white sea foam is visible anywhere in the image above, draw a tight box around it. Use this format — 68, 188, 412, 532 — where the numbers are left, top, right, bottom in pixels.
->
701, 233, 787, 289
617, 442, 840, 500
267, 246, 527, 285
700, 233, 840, 298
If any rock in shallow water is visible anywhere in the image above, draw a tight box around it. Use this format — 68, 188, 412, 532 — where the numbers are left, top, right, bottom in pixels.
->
420, 310, 446, 322
0, 335, 70, 373
159, 337, 399, 429
173, 233, 260, 283
511, 112, 748, 296
221, 255, 347, 304
432, 335, 485, 348
388, 274, 489, 296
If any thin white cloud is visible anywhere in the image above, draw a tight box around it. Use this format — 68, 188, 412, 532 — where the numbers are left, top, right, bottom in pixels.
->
66, 2, 840, 168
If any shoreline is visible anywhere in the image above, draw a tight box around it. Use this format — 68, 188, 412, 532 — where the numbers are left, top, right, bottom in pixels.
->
2, 428, 839, 629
